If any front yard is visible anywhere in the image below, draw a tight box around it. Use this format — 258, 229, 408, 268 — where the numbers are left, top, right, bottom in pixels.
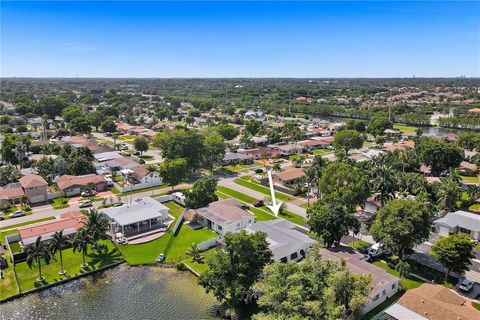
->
234, 176, 293, 201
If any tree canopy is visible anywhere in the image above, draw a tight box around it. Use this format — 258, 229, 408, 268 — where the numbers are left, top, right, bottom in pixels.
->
184, 177, 218, 209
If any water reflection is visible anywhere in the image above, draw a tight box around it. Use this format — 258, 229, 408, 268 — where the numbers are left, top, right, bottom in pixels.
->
0, 265, 217, 320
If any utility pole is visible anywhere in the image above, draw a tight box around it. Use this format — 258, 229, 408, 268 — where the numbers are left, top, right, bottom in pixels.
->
289, 89, 292, 115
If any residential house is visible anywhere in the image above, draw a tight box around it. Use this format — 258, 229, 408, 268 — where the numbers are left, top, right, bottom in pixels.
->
381, 283, 480, 320
299, 139, 330, 152
320, 246, 400, 313
0, 183, 25, 206
53, 174, 108, 197
434, 210, 480, 240
187, 198, 254, 235
18, 211, 85, 246
246, 219, 315, 262
19, 174, 48, 204
222, 152, 253, 165
273, 168, 305, 187
239, 147, 280, 160
269, 143, 304, 156
101, 197, 170, 239
458, 161, 478, 176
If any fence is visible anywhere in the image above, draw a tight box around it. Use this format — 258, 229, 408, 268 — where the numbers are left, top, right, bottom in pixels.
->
172, 209, 187, 236
197, 237, 220, 250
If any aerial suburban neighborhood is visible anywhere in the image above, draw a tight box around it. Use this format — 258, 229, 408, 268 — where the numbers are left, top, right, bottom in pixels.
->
1, 1, 480, 320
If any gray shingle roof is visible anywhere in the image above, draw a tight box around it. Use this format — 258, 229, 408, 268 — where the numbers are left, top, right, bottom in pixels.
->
435, 210, 480, 232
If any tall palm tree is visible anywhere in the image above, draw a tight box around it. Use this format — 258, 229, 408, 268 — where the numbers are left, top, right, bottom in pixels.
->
372, 165, 396, 206
398, 149, 408, 172
437, 178, 461, 214
49, 231, 70, 275
83, 209, 110, 250
112, 132, 120, 150
73, 229, 91, 268
145, 164, 158, 196
466, 184, 480, 202
186, 242, 203, 263
304, 166, 319, 207
25, 236, 51, 282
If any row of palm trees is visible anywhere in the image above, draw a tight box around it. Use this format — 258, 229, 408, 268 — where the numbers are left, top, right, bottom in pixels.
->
25, 210, 110, 282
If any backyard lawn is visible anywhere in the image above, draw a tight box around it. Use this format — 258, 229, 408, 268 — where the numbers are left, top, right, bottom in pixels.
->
217, 186, 257, 204
393, 124, 418, 134
312, 149, 334, 156
14, 240, 122, 292
461, 175, 479, 183
0, 250, 20, 300
164, 224, 217, 264
234, 176, 293, 201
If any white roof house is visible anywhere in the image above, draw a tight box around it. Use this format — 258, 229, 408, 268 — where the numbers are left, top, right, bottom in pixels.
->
246, 219, 316, 262
434, 210, 480, 240
101, 197, 170, 237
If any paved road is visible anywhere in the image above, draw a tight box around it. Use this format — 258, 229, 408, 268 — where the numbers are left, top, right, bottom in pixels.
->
218, 176, 308, 217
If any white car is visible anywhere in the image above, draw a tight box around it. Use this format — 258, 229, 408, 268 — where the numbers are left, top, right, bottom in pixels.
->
458, 279, 474, 292
79, 200, 93, 208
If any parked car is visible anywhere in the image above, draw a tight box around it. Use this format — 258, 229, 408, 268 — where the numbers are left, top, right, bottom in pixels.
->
79, 200, 93, 208
112, 202, 124, 207
0, 215, 5, 221
121, 145, 129, 151
459, 279, 474, 292
133, 151, 141, 156
367, 243, 384, 258
240, 204, 250, 210
9, 210, 26, 218
253, 200, 264, 207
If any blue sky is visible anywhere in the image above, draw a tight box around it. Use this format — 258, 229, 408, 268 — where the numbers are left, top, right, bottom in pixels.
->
1, 1, 479, 77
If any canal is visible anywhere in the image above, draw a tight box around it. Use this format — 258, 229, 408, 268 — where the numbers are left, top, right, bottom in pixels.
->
0, 265, 218, 320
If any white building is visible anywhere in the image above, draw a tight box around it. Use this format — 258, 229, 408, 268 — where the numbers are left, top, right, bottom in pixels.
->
190, 198, 254, 235
434, 210, 480, 240
246, 219, 316, 262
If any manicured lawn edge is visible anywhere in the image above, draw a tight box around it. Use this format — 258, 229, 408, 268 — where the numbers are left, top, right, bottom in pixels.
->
234, 176, 293, 201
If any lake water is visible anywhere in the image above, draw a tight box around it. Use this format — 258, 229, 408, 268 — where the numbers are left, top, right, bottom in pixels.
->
0, 265, 218, 320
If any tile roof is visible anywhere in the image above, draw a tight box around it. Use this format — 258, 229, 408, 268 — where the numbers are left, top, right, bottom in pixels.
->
274, 168, 305, 181
394, 284, 480, 320
19, 174, 48, 188
53, 174, 107, 190
0, 183, 25, 199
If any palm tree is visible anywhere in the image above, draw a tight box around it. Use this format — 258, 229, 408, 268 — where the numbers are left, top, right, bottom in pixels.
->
145, 164, 158, 196
398, 149, 408, 172
83, 209, 110, 250
112, 132, 120, 150
186, 243, 203, 263
437, 178, 461, 214
49, 231, 69, 275
304, 166, 319, 207
73, 229, 90, 268
466, 184, 480, 202
372, 165, 396, 206
25, 236, 51, 282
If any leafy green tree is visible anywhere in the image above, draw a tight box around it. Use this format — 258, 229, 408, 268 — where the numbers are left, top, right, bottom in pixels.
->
370, 199, 432, 259
158, 158, 188, 192
416, 137, 464, 176
318, 162, 370, 209
333, 130, 364, 153
199, 230, 272, 318
25, 236, 51, 281
366, 117, 393, 137
456, 132, 480, 151
253, 247, 371, 320
431, 233, 475, 281
0, 165, 21, 186
61, 106, 82, 123
49, 231, 70, 275
345, 119, 366, 133
153, 129, 204, 169
184, 177, 218, 209
245, 119, 263, 136
395, 260, 411, 278
1, 135, 18, 165
215, 124, 240, 140
87, 111, 105, 131
203, 132, 226, 171
308, 196, 360, 247
69, 155, 96, 176
35, 156, 55, 182
70, 116, 92, 134
100, 117, 117, 133
37, 96, 68, 119
133, 136, 149, 155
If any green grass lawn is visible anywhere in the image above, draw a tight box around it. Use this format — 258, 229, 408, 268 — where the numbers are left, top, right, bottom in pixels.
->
118, 184, 167, 196
249, 207, 276, 221
185, 248, 217, 275
217, 186, 257, 204
278, 208, 307, 225
372, 261, 423, 290
470, 203, 480, 212
349, 240, 371, 251
51, 197, 70, 209
96, 139, 115, 146
164, 224, 217, 264
0, 216, 55, 232
473, 301, 480, 311
139, 155, 154, 161
14, 240, 122, 293
235, 176, 293, 201
0, 229, 20, 243
393, 124, 418, 134
312, 149, 334, 156
0, 250, 20, 301
118, 134, 137, 141
163, 201, 184, 219
9, 241, 22, 253
461, 175, 479, 183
